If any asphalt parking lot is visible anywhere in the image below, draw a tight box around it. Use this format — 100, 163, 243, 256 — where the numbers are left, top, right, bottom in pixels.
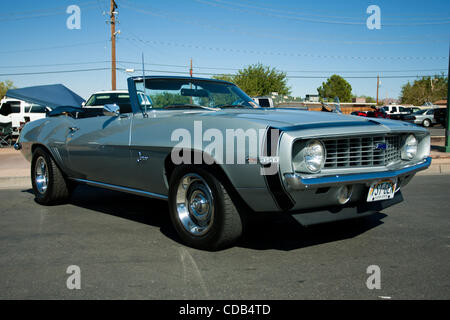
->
429, 125, 446, 137
0, 175, 449, 300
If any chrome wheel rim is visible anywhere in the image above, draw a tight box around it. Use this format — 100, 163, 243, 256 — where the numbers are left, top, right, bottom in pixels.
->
35, 156, 48, 194
175, 173, 214, 236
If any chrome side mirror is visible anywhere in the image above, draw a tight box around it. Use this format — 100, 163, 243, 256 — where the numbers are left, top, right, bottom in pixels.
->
103, 104, 120, 117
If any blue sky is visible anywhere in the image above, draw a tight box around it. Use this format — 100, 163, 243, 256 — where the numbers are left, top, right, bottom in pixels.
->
0, 0, 449, 100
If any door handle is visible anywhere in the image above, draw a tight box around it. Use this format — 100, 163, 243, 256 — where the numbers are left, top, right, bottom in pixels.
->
69, 127, 79, 133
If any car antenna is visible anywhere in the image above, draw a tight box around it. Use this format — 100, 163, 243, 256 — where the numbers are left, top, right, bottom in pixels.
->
142, 52, 148, 118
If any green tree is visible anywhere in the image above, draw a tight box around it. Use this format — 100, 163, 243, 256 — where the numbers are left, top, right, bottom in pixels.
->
213, 63, 290, 96
400, 75, 448, 105
0, 80, 15, 100
317, 75, 352, 102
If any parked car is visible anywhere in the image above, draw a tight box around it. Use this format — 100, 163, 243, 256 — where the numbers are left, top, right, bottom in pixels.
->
350, 111, 367, 117
381, 105, 410, 120
421, 101, 438, 109
83, 90, 133, 114
366, 106, 390, 119
0, 97, 50, 137
403, 108, 437, 127
403, 107, 421, 114
14, 76, 431, 250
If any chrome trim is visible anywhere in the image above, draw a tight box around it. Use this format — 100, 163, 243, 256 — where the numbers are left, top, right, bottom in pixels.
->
103, 104, 120, 117
35, 156, 49, 194
70, 178, 168, 200
284, 157, 431, 191
175, 173, 215, 236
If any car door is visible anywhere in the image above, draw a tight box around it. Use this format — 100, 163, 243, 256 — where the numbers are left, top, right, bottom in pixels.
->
127, 111, 171, 196
66, 112, 133, 186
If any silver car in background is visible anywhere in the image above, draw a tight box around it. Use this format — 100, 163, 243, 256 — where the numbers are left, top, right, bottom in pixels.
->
404, 108, 437, 127
14, 76, 431, 250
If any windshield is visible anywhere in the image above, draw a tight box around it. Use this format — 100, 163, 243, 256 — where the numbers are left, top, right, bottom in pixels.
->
413, 109, 427, 115
134, 78, 257, 110
85, 92, 132, 113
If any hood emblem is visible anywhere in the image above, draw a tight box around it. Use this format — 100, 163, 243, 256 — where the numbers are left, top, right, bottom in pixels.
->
374, 143, 387, 150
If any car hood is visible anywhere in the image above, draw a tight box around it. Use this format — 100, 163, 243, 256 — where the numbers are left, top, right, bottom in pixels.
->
6, 84, 85, 109
201, 108, 385, 127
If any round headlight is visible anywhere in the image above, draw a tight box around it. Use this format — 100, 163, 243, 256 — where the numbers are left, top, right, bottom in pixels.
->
304, 140, 326, 173
402, 134, 417, 160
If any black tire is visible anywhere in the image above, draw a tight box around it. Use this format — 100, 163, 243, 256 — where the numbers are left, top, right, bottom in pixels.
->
31, 147, 72, 205
168, 165, 243, 250
422, 119, 432, 127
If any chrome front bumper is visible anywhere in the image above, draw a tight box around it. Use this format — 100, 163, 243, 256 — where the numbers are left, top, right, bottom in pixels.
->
284, 157, 431, 191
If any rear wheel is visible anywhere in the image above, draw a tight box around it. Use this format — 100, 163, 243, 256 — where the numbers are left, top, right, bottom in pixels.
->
168, 166, 243, 250
31, 147, 73, 205
422, 119, 432, 127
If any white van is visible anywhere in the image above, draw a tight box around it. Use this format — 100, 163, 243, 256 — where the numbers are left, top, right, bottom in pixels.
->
0, 97, 49, 137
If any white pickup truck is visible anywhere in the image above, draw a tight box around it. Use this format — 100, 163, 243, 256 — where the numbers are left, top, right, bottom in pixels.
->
380, 104, 410, 116
0, 97, 49, 137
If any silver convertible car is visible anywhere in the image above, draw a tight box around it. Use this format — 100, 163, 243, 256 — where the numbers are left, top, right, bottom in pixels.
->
13, 76, 431, 250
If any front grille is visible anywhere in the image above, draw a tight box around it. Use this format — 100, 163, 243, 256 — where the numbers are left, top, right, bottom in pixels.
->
323, 135, 402, 169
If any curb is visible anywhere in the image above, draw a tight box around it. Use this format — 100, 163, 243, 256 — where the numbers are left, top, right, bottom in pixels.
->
0, 177, 31, 190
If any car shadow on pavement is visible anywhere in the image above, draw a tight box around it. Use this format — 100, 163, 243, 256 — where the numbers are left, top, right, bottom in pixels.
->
23, 185, 387, 251
237, 212, 386, 251
67, 185, 180, 241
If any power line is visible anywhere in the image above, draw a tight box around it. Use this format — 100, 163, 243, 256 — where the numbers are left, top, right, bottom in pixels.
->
0, 59, 447, 75
0, 68, 112, 76
0, 41, 107, 54
122, 37, 448, 60
0, 61, 111, 69
0, 2, 98, 22
212, 0, 450, 22
0, 66, 445, 79
115, 60, 448, 74
195, 0, 450, 26
121, 4, 449, 44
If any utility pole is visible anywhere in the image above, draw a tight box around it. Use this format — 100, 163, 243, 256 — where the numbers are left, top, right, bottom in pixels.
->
110, 0, 117, 90
376, 75, 379, 105
443, 44, 450, 152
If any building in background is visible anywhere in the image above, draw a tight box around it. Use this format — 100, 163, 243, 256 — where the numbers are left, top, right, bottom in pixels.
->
305, 94, 320, 102
352, 97, 366, 103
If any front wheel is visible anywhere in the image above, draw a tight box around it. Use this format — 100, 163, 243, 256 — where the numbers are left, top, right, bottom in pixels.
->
168, 166, 243, 250
31, 147, 73, 205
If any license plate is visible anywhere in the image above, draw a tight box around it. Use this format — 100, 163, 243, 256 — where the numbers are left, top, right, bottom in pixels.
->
367, 179, 397, 202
